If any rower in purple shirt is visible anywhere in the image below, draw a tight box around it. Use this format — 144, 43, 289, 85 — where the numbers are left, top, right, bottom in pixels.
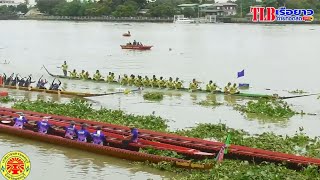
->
13, 112, 28, 129
36, 116, 52, 134
91, 126, 107, 145
64, 121, 78, 140
77, 123, 91, 142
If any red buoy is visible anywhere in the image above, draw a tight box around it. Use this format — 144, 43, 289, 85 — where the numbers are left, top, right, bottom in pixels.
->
0, 91, 8, 97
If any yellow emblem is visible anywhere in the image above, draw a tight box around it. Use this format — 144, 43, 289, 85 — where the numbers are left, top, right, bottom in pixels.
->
1, 151, 31, 180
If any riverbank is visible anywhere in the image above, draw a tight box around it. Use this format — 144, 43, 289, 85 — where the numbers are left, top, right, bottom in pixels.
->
12, 16, 320, 24
19, 16, 174, 23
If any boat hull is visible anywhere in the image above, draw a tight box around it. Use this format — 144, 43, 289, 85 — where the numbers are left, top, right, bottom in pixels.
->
42, 66, 272, 99
0, 84, 107, 97
120, 45, 153, 50
0, 123, 212, 169
1, 107, 320, 169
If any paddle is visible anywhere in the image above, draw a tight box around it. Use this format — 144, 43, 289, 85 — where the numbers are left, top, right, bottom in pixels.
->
86, 88, 142, 97
279, 93, 320, 100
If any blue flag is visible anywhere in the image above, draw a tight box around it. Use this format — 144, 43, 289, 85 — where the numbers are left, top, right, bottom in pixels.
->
237, 70, 244, 78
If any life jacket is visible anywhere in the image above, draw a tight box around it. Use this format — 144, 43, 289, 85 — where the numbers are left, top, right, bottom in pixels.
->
92, 130, 104, 145
13, 117, 27, 129
62, 64, 68, 71
77, 129, 88, 142
38, 121, 50, 134
65, 125, 77, 139
131, 128, 138, 143
93, 73, 101, 80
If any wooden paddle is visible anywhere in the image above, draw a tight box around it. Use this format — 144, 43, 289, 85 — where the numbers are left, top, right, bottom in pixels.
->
280, 93, 320, 99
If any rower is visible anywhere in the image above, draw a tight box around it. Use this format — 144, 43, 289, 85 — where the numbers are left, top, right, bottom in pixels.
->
77, 123, 91, 143
142, 76, 150, 87
133, 40, 137, 45
80, 70, 86, 79
128, 31, 130, 35
158, 77, 165, 88
128, 74, 135, 85
224, 82, 232, 93
36, 116, 52, 134
189, 79, 198, 91
18, 77, 26, 87
106, 72, 115, 83
121, 74, 129, 85
122, 125, 139, 148
37, 79, 48, 89
4, 73, 13, 85
93, 70, 102, 81
61, 61, 68, 76
165, 77, 174, 89
151, 75, 158, 87
91, 126, 107, 146
230, 83, 239, 94
69, 69, 78, 78
49, 79, 61, 91
64, 121, 78, 140
24, 75, 34, 87
134, 76, 143, 87
174, 77, 183, 89
13, 112, 28, 129
206, 80, 214, 92
11, 76, 19, 86
84, 71, 90, 79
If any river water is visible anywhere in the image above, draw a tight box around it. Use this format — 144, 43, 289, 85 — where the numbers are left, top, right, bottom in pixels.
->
0, 20, 320, 179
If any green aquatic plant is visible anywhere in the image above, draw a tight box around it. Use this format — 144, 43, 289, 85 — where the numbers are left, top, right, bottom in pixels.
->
197, 100, 223, 107
143, 92, 164, 101
0, 96, 15, 103
12, 99, 168, 131
289, 89, 308, 94
139, 147, 185, 159
233, 99, 296, 118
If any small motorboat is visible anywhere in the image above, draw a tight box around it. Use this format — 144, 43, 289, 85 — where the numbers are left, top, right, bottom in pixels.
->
123, 33, 131, 37
120, 45, 153, 50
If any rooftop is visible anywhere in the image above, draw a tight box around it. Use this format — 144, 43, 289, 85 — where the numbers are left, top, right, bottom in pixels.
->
178, 4, 199, 7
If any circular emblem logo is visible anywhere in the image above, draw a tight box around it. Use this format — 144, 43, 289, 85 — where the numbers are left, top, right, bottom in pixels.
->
0, 151, 31, 180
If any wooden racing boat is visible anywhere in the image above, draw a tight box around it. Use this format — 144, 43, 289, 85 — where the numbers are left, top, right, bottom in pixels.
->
0, 111, 214, 159
1, 84, 111, 97
42, 66, 275, 99
120, 45, 153, 50
0, 111, 213, 170
1, 107, 320, 170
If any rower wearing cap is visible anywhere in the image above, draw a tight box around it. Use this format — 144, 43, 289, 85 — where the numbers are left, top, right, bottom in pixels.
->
122, 125, 139, 147
64, 121, 78, 140
36, 116, 52, 134
93, 70, 102, 81
206, 80, 214, 92
91, 126, 107, 146
189, 79, 199, 91
224, 82, 232, 94
77, 123, 91, 142
121, 74, 129, 85
174, 78, 183, 89
230, 83, 239, 94
13, 112, 28, 129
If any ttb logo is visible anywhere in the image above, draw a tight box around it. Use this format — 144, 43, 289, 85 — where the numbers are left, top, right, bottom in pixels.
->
250, 7, 314, 22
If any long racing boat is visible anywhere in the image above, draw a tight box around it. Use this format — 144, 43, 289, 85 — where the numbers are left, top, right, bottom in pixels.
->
0, 108, 213, 170
1, 107, 320, 170
42, 66, 278, 99
0, 84, 114, 97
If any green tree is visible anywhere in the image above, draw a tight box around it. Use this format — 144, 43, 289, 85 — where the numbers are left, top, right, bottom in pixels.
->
112, 1, 139, 17
148, 3, 176, 17
16, 4, 29, 13
182, 7, 196, 17
36, 0, 65, 14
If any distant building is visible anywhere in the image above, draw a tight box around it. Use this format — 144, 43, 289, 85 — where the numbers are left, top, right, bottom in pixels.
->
199, 2, 237, 16
0, 0, 25, 6
177, 4, 199, 11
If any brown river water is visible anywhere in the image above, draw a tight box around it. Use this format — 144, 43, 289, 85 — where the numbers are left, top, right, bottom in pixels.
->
0, 20, 320, 180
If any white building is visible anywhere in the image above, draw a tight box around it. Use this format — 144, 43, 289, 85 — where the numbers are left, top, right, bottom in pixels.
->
0, 0, 25, 6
